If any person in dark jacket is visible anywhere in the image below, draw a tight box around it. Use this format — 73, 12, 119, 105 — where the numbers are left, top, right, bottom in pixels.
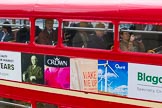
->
72, 22, 89, 48
16, 25, 41, 43
16, 26, 30, 43
0, 21, 14, 42
87, 23, 112, 50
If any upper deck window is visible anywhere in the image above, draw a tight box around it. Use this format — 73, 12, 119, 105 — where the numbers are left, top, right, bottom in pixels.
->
0, 19, 30, 43
62, 21, 114, 50
119, 23, 162, 54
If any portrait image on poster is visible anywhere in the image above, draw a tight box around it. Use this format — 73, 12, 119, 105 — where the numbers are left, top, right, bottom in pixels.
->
21, 53, 44, 84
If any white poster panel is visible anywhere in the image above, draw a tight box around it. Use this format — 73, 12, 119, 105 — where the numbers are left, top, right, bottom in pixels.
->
0, 51, 21, 81
128, 63, 162, 102
70, 58, 98, 92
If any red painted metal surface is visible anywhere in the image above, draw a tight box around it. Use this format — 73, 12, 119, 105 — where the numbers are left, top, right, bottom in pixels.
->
0, 0, 162, 20
0, 1, 156, 20
0, 0, 161, 67
0, 83, 150, 108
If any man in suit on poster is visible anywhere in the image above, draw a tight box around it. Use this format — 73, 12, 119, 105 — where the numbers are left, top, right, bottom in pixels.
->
23, 55, 43, 84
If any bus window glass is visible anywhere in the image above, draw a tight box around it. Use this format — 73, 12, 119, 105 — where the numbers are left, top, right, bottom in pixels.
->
0, 97, 31, 108
35, 19, 58, 46
37, 102, 58, 108
62, 21, 114, 50
119, 23, 162, 54
0, 19, 30, 43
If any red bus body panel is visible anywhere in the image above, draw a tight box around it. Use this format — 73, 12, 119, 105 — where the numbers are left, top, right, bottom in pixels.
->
0, 0, 161, 107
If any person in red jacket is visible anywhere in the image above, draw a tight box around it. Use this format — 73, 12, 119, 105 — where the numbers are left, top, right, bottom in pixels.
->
37, 19, 57, 45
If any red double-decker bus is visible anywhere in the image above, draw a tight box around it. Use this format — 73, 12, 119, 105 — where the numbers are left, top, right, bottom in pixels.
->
0, 0, 162, 107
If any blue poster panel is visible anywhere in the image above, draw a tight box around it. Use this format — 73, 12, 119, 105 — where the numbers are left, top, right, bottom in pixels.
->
98, 60, 128, 96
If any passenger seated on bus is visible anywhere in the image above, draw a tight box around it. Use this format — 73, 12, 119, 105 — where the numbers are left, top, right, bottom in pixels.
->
63, 21, 73, 46
87, 22, 95, 35
106, 23, 114, 48
16, 26, 30, 43
37, 19, 57, 45
147, 46, 162, 54
156, 25, 162, 49
63, 22, 79, 46
120, 29, 145, 52
72, 22, 89, 47
139, 24, 159, 51
35, 25, 42, 41
16, 26, 41, 43
87, 23, 112, 49
0, 21, 14, 42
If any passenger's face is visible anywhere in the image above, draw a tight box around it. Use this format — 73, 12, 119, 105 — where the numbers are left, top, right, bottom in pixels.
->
95, 30, 104, 37
45, 20, 54, 31
121, 32, 130, 41
31, 56, 37, 65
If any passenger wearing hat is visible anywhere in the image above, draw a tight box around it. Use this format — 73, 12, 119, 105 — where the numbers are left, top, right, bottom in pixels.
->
87, 23, 111, 49
0, 21, 14, 42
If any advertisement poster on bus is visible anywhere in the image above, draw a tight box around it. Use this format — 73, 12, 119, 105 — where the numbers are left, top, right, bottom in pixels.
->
21, 53, 44, 84
70, 58, 98, 92
98, 60, 128, 96
44, 55, 70, 89
0, 51, 21, 81
128, 63, 162, 102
